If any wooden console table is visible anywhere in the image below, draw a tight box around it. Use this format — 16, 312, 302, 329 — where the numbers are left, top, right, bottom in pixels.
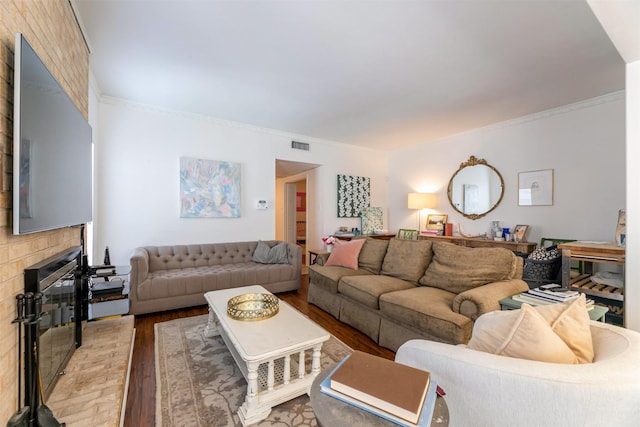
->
335, 233, 396, 241
418, 234, 537, 254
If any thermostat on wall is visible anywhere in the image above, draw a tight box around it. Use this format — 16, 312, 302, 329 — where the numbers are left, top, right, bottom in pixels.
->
256, 200, 269, 210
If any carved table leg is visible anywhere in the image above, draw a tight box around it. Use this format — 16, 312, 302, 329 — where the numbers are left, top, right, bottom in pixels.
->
203, 305, 220, 338
238, 361, 271, 426
311, 343, 323, 376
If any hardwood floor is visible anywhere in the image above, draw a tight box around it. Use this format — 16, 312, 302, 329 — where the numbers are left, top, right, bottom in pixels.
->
123, 275, 394, 427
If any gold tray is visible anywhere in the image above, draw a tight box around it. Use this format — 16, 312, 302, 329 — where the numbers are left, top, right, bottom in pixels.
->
227, 293, 279, 321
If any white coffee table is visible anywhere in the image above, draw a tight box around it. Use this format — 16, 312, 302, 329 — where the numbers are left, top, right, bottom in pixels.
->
204, 285, 330, 426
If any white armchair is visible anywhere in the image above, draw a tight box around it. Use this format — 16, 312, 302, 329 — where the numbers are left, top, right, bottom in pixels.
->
395, 321, 640, 427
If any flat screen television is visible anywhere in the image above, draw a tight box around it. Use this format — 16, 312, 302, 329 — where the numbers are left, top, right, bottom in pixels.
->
13, 33, 92, 235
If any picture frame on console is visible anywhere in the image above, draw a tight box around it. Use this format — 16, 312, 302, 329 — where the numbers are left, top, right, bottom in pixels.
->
426, 214, 448, 235
397, 229, 418, 240
513, 224, 529, 242
616, 209, 626, 247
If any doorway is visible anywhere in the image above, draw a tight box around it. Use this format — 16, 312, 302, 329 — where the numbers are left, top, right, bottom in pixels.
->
276, 160, 319, 268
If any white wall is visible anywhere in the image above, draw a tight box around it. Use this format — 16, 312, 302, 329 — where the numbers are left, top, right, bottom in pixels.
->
87, 72, 101, 264
626, 61, 640, 330
388, 92, 625, 246
93, 90, 632, 327
94, 98, 388, 265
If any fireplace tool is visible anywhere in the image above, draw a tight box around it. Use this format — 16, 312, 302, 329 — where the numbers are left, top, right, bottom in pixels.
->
7, 294, 29, 427
7, 293, 65, 427
30, 293, 65, 427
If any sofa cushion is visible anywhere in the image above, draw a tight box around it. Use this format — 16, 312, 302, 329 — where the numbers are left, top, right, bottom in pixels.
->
355, 237, 390, 274
338, 275, 415, 309
308, 264, 373, 294
379, 286, 473, 344
380, 238, 433, 283
467, 304, 579, 364
136, 262, 296, 301
419, 242, 518, 294
252, 241, 289, 264
325, 239, 366, 270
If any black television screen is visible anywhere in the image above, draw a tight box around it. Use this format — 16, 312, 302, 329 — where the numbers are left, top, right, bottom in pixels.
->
13, 33, 92, 235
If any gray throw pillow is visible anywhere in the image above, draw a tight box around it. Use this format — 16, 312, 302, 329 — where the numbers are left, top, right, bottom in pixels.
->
252, 241, 289, 264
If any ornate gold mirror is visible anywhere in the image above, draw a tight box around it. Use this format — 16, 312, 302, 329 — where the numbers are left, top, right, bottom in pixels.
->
447, 156, 504, 220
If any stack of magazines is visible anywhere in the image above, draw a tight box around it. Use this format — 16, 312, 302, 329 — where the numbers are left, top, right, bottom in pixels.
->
513, 284, 594, 309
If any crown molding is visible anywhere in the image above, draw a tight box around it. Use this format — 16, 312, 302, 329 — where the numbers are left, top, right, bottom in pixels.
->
101, 90, 624, 151
99, 95, 384, 152
455, 91, 625, 139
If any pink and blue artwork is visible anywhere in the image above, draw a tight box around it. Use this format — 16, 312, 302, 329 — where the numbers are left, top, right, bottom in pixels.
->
180, 157, 241, 218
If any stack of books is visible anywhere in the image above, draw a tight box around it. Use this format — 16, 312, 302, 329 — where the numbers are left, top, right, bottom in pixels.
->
513, 284, 594, 309
89, 265, 117, 276
320, 351, 438, 427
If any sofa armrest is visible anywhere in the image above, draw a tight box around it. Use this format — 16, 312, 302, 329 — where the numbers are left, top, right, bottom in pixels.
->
453, 279, 529, 319
395, 324, 640, 426
315, 252, 331, 266
129, 247, 150, 287
286, 242, 302, 278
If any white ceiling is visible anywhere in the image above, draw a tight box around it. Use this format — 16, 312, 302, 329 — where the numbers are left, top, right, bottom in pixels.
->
73, 0, 624, 151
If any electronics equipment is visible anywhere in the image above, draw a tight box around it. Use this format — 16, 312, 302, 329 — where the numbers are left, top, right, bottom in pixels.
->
13, 32, 92, 235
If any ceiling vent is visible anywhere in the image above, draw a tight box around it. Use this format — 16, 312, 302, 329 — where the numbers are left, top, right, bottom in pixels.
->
291, 141, 310, 151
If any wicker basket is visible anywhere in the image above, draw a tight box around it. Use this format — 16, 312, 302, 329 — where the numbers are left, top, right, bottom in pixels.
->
522, 256, 562, 286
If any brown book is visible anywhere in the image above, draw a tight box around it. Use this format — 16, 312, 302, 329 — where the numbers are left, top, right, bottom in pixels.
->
330, 351, 430, 424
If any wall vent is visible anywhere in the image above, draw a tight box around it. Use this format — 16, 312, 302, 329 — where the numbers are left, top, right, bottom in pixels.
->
291, 141, 310, 151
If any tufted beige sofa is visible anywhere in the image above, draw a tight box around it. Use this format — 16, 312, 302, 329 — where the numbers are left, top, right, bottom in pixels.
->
309, 238, 529, 351
129, 240, 301, 315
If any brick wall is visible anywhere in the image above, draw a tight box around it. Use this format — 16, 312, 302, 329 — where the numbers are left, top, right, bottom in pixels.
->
0, 1, 89, 422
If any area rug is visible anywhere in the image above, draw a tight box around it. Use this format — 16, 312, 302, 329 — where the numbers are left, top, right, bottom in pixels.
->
155, 315, 352, 427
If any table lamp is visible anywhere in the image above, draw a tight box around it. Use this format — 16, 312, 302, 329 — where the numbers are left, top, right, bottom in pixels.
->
407, 193, 436, 231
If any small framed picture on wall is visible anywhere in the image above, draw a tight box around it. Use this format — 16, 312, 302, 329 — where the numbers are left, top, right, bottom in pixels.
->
296, 192, 306, 212
518, 169, 553, 206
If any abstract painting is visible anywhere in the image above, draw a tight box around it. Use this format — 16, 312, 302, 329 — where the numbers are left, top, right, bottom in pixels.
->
337, 174, 370, 217
180, 157, 241, 218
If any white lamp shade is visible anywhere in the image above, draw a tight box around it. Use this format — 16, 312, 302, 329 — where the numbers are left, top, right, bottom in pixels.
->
408, 192, 436, 209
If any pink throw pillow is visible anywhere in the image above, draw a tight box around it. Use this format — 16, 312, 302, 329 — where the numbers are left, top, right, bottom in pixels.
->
324, 239, 366, 270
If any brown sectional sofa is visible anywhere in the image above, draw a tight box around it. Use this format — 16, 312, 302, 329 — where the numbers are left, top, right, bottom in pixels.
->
308, 237, 528, 351
129, 240, 301, 315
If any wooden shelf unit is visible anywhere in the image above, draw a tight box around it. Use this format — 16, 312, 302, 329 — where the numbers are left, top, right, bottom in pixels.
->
558, 241, 625, 324
569, 274, 624, 301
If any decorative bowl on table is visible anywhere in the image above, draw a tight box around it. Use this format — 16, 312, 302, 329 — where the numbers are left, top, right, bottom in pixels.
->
227, 293, 279, 321
373, 229, 388, 235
